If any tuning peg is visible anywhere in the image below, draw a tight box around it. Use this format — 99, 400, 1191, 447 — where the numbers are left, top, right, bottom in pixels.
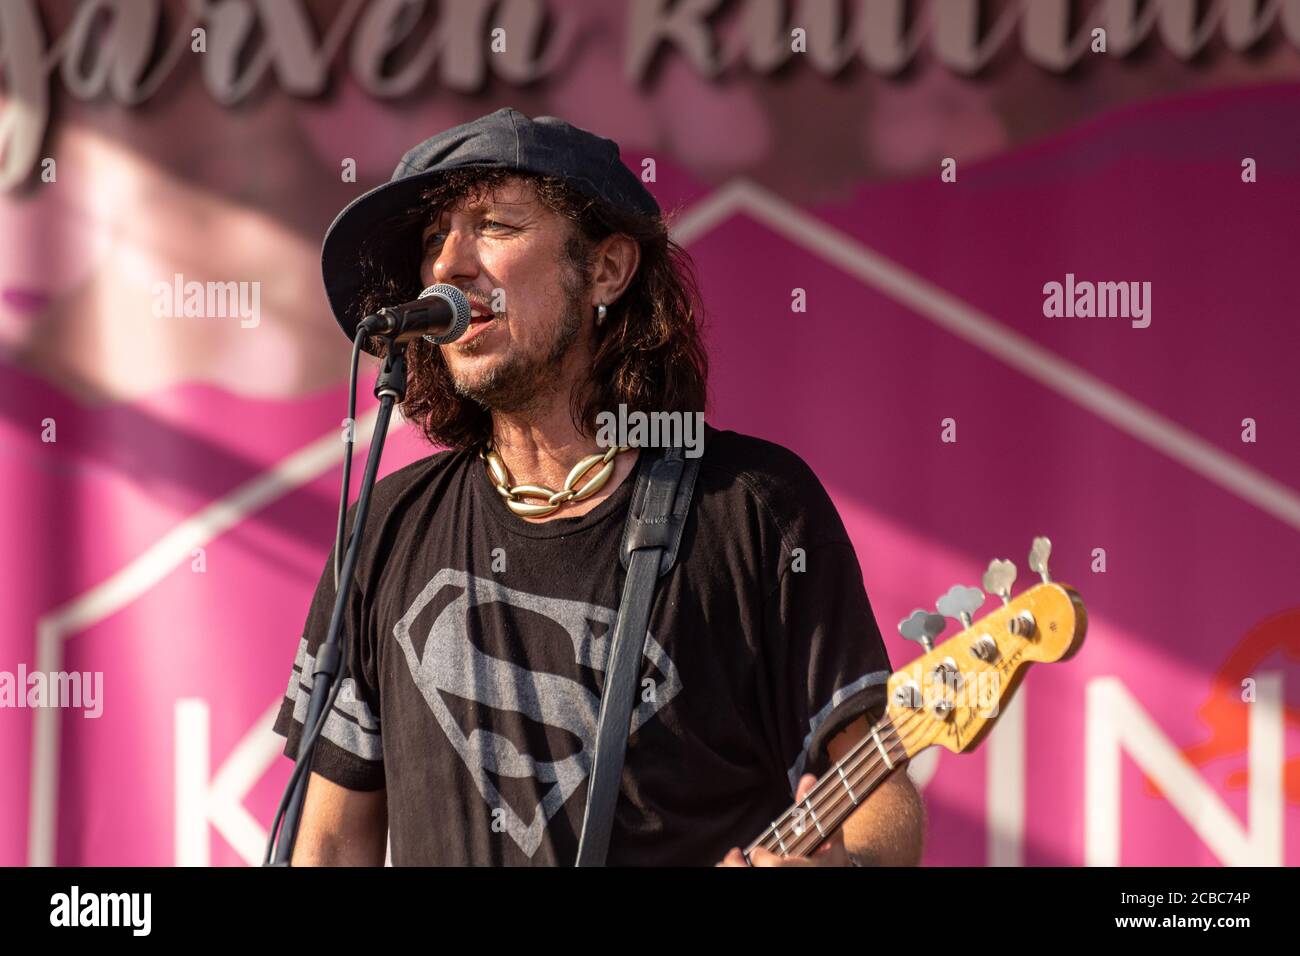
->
982, 559, 1017, 605
1028, 536, 1052, 583
936, 584, 985, 628
898, 609, 945, 652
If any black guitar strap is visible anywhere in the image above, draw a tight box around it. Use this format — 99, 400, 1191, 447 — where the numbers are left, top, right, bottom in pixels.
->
574, 444, 702, 866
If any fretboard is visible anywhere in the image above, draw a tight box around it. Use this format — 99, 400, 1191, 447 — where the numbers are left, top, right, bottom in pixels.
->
744, 714, 908, 861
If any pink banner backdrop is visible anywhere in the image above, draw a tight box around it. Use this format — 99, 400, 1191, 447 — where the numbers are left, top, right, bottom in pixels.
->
2, 1, 1298, 866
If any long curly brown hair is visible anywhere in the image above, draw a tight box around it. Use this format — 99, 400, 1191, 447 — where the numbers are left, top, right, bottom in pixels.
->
352, 168, 708, 450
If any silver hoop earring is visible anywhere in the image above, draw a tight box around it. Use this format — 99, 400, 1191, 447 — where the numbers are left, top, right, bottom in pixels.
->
594, 303, 608, 327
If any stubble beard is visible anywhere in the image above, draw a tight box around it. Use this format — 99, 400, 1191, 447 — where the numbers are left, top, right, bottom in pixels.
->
447, 276, 587, 416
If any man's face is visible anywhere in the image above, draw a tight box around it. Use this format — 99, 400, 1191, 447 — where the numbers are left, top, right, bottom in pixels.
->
418, 177, 590, 414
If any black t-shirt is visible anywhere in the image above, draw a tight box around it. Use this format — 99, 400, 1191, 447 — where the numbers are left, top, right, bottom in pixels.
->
273, 425, 893, 865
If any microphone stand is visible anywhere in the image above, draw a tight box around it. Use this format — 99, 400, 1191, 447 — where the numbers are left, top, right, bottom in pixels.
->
268, 338, 407, 866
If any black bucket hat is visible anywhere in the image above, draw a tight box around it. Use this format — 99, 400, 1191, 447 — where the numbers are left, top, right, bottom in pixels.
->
320, 106, 660, 346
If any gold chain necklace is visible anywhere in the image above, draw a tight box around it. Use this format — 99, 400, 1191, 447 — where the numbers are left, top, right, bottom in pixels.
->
481, 442, 632, 518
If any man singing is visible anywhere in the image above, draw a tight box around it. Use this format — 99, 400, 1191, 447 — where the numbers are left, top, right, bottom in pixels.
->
272, 107, 925, 866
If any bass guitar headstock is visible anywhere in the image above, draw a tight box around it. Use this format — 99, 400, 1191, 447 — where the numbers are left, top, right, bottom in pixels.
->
890, 536, 1087, 758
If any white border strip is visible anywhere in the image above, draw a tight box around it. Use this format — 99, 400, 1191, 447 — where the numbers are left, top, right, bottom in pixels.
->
27, 407, 396, 865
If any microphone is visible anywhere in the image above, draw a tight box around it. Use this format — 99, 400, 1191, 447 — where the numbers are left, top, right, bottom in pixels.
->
359, 284, 472, 345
